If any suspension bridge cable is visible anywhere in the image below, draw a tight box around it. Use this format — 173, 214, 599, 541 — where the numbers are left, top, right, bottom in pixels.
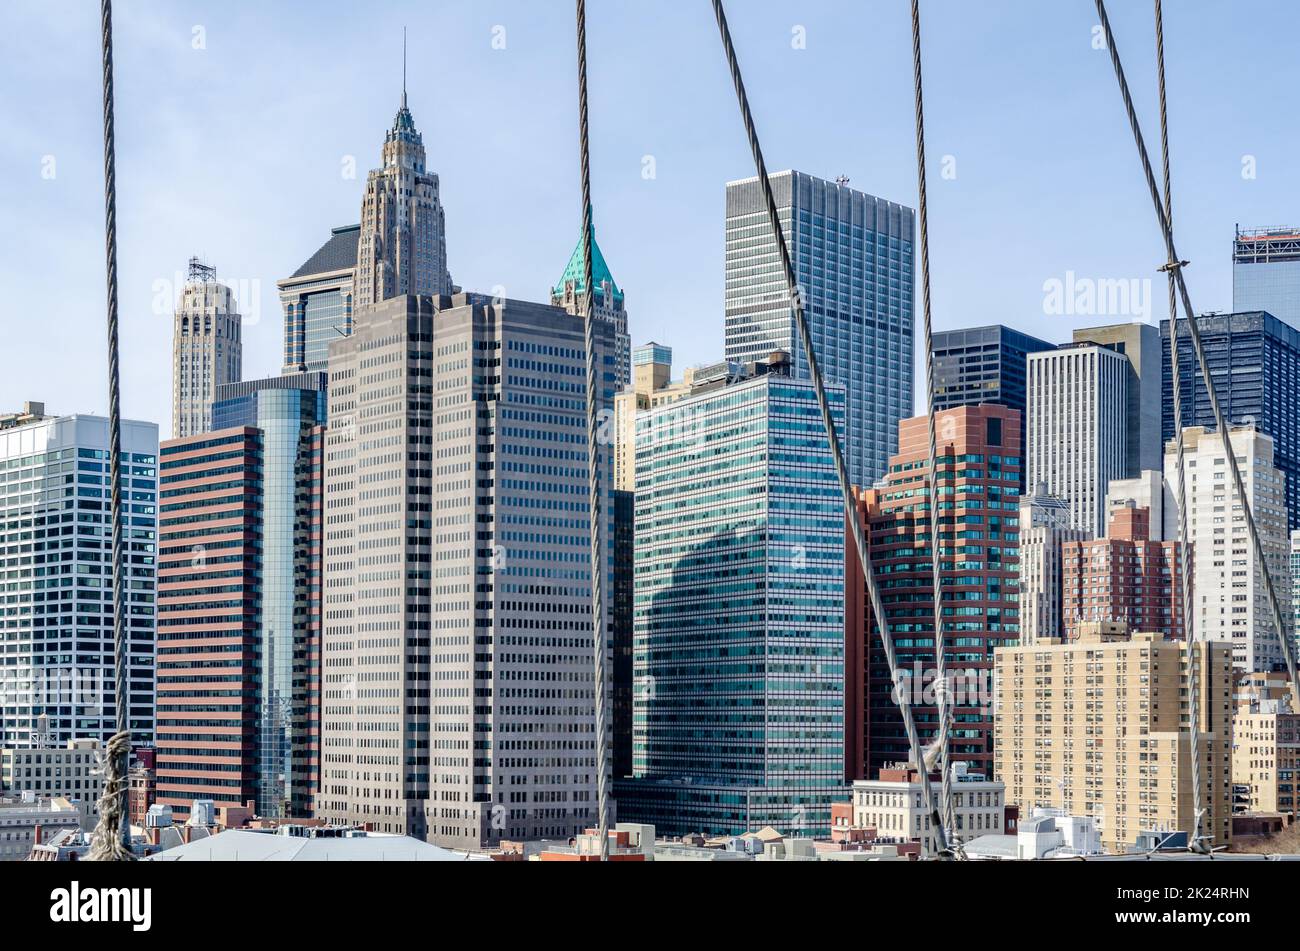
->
909, 0, 958, 846
87, 0, 134, 862
1152, 0, 1208, 854
1094, 0, 1300, 718
575, 0, 611, 862
709, 0, 951, 857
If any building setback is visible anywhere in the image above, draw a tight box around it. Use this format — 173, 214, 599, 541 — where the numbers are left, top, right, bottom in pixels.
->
278, 225, 360, 374
1061, 504, 1184, 641
725, 170, 914, 487
354, 92, 453, 309
846, 404, 1021, 781
319, 293, 614, 849
619, 354, 846, 836
156, 429, 261, 819
0, 412, 157, 751
995, 625, 1234, 853
171, 258, 242, 439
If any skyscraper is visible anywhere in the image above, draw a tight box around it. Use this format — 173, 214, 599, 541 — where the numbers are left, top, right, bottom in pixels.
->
157, 376, 326, 821
171, 258, 242, 438
725, 170, 914, 487
1026, 343, 1129, 535
278, 224, 359, 374
1017, 485, 1087, 645
1166, 425, 1292, 673
1292, 528, 1300, 663
156, 428, 261, 819
1162, 311, 1300, 531
0, 410, 158, 750
318, 292, 614, 847
1073, 321, 1163, 476
846, 404, 1021, 781
619, 353, 846, 836
354, 89, 454, 309
1234, 226, 1300, 326
552, 226, 631, 388
214, 373, 326, 817
932, 325, 1055, 415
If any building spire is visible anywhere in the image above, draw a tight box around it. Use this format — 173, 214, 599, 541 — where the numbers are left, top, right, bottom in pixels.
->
401, 26, 407, 110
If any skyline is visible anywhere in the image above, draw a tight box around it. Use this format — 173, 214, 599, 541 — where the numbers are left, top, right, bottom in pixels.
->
2, 0, 1300, 896
3, 0, 1300, 436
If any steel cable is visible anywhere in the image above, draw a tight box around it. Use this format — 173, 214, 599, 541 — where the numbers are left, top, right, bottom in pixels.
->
710, 0, 951, 857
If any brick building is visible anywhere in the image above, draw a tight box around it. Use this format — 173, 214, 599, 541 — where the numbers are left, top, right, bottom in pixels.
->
846, 404, 1022, 780
1061, 503, 1184, 641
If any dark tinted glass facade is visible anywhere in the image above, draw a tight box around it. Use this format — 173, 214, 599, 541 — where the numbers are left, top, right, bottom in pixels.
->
1162, 311, 1300, 531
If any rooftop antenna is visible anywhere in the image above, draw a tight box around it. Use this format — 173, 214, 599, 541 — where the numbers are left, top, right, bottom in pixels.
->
835, 174, 850, 186
188, 256, 216, 283
402, 26, 407, 109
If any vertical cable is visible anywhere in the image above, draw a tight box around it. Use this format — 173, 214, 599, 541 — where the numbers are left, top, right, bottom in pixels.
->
1095, 0, 1300, 841
910, 0, 958, 845
1153, 0, 1206, 853
710, 0, 950, 857
87, 0, 134, 861
576, 0, 610, 862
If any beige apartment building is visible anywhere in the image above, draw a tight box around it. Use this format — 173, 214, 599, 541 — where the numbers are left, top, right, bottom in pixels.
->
1232, 696, 1298, 819
995, 623, 1234, 852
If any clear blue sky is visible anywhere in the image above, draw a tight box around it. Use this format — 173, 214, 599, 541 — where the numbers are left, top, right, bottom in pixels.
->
2, 0, 1297, 437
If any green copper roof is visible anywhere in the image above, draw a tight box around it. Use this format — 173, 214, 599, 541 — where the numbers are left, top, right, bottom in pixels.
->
554, 226, 624, 303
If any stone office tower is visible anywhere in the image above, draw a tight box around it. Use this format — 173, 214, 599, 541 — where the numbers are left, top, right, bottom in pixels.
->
354, 87, 454, 309
171, 258, 242, 438
318, 293, 615, 847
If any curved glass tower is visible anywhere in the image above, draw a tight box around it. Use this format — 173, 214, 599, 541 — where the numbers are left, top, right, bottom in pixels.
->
212, 373, 326, 817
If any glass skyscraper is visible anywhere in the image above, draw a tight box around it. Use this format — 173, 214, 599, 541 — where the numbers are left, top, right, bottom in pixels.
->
211, 372, 326, 817
1234, 226, 1300, 327
617, 355, 846, 837
724, 170, 914, 488
0, 412, 158, 750
1162, 311, 1300, 532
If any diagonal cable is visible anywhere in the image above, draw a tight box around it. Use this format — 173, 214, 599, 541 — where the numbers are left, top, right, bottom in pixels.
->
1094, 0, 1299, 773
709, 0, 951, 858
